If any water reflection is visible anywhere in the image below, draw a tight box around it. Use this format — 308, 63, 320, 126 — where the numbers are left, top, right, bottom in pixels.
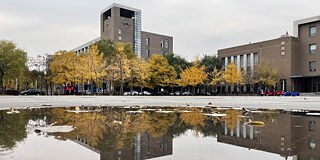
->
0, 106, 319, 159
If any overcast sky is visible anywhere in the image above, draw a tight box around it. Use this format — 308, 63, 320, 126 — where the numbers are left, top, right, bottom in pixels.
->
1, 0, 320, 61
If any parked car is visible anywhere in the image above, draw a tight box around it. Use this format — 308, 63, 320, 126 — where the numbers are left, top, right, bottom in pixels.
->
183, 91, 191, 96
130, 90, 139, 95
124, 90, 139, 96
139, 91, 151, 95
20, 89, 41, 95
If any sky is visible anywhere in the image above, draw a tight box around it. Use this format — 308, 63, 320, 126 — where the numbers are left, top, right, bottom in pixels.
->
1, 0, 320, 61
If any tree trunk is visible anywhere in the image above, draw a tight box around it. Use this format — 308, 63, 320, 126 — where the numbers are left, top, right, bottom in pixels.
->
0, 76, 3, 95
192, 86, 196, 95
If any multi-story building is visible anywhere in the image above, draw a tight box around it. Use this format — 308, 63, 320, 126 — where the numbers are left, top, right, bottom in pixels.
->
73, 3, 173, 59
218, 16, 320, 92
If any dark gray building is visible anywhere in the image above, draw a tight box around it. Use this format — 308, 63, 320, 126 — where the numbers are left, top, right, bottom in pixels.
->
74, 3, 173, 59
218, 16, 320, 92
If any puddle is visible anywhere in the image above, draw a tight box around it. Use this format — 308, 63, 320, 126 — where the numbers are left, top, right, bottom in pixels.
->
0, 106, 319, 160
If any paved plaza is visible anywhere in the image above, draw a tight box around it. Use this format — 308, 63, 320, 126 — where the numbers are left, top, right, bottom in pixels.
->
0, 95, 320, 110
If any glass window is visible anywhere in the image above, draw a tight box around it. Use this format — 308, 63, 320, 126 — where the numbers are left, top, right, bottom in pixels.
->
234, 56, 238, 66
246, 54, 251, 66
310, 26, 317, 37
309, 156, 315, 160
309, 121, 316, 131
146, 49, 150, 58
310, 44, 316, 54
227, 57, 231, 65
240, 55, 244, 69
160, 40, 164, 48
309, 138, 316, 149
146, 37, 150, 46
309, 61, 316, 72
164, 40, 169, 49
221, 58, 225, 69
254, 53, 258, 65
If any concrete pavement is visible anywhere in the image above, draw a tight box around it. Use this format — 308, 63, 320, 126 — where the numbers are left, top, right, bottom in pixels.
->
0, 95, 320, 110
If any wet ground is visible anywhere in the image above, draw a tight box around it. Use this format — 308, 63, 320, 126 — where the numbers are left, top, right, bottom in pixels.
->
0, 106, 319, 160
1, 96, 320, 110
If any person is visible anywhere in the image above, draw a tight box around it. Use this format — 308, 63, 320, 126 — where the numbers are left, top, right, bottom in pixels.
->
75, 85, 79, 95
257, 87, 261, 96
66, 85, 70, 95
71, 85, 74, 95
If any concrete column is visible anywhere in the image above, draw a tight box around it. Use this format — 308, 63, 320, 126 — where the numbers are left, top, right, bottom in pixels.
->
243, 54, 247, 92
237, 55, 241, 72
236, 120, 240, 137
250, 126, 254, 139
243, 124, 246, 138
243, 54, 247, 71
225, 124, 228, 135
225, 57, 228, 71
250, 53, 254, 70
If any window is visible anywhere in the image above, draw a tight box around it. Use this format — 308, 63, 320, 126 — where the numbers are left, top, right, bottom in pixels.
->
146, 49, 150, 58
246, 54, 251, 67
227, 57, 231, 65
310, 26, 317, 37
309, 121, 316, 131
309, 138, 316, 149
281, 46, 285, 51
234, 56, 238, 66
164, 40, 169, 49
254, 53, 258, 65
118, 36, 122, 41
221, 58, 225, 69
309, 61, 316, 72
240, 55, 244, 69
310, 44, 316, 54
309, 156, 315, 160
118, 29, 122, 35
146, 37, 150, 46
160, 40, 164, 48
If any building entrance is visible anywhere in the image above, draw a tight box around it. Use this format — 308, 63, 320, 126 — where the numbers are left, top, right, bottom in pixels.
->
311, 78, 320, 92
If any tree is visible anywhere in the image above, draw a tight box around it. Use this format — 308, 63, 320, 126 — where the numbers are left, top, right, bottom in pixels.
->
0, 40, 27, 94
242, 68, 258, 94
148, 54, 177, 92
179, 65, 208, 95
50, 51, 81, 85
127, 58, 151, 92
210, 67, 223, 94
164, 53, 192, 75
199, 55, 221, 74
255, 63, 278, 89
96, 39, 116, 59
222, 62, 243, 94
82, 45, 106, 95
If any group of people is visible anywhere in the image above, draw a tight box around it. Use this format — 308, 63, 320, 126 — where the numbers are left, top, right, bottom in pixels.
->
65, 85, 78, 95
257, 87, 285, 96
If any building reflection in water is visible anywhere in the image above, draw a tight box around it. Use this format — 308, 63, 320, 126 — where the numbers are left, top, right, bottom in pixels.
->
74, 132, 172, 160
218, 110, 320, 160
99, 132, 172, 160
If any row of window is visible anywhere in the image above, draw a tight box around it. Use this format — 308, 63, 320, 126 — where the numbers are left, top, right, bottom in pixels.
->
145, 37, 169, 49
222, 53, 259, 69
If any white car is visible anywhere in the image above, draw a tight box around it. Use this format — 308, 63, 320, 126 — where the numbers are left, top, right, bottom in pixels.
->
139, 91, 151, 95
